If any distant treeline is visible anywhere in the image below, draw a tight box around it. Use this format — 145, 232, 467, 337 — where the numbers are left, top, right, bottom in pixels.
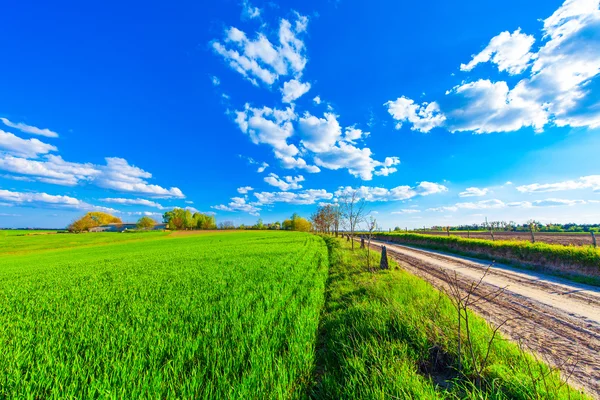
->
218, 213, 311, 232
163, 208, 216, 230
408, 221, 600, 233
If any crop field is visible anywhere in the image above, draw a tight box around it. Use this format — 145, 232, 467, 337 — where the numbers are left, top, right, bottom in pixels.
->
0, 231, 328, 398
415, 231, 596, 247
0, 231, 588, 399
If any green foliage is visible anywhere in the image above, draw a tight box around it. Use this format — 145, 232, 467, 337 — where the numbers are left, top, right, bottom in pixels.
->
312, 236, 587, 399
67, 212, 122, 232
136, 216, 156, 229
376, 233, 600, 280
0, 231, 328, 398
162, 208, 216, 230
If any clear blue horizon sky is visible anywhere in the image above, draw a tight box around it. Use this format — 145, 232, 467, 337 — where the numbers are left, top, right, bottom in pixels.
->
1, 0, 599, 229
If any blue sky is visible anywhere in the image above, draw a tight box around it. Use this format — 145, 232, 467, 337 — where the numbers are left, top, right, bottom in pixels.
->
1, 0, 599, 229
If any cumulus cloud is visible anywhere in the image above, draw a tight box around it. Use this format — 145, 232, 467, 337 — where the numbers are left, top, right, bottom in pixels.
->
281, 79, 311, 103
297, 112, 400, 180
212, 196, 261, 216
460, 29, 536, 74
237, 186, 254, 194
263, 173, 304, 190
428, 197, 591, 212
384, 97, 446, 133
0, 130, 57, 158
391, 209, 421, 214
211, 13, 308, 86
0, 154, 99, 186
93, 158, 184, 198
0, 189, 117, 213
241, 0, 261, 19
386, 0, 600, 133
517, 175, 600, 193
313, 96, 321, 105
235, 104, 299, 158
459, 187, 489, 197
0, 117, 59, 138
254, 189, 333, 205
100, 198, 166, 209
334, 181, 447, 202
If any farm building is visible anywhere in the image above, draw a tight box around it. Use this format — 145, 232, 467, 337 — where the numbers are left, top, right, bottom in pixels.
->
89, 223, 167, 232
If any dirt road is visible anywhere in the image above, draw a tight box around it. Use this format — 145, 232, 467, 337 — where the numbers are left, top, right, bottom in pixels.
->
367, 239, 600, 397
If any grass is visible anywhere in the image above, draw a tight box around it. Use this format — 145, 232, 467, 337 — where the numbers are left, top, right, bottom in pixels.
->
374, 233, 600, 284
0, 229, 58, 236
0, 230, 169, 255
311, 236, 588, 399
0, 231, 589, 398
0, 231, 328, 398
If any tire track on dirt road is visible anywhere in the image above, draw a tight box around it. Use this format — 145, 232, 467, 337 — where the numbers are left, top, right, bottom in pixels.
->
364, 239, 600, 398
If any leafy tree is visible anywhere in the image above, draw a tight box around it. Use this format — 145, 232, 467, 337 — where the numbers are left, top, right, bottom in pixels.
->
68, 212, 122, 233
163, 208, 216, 230
136, 216, 155, 229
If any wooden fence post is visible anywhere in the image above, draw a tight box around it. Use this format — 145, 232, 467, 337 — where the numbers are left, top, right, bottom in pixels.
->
360, 236, 365, 249
380, 246, 389, 270
592, 232, 597, 248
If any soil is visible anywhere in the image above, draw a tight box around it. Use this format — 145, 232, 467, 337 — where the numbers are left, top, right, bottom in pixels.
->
366, 239, 600, 398
417, 231, 596, 247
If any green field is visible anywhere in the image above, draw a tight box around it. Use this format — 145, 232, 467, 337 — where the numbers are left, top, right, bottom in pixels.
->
0, 231, 328, 398
0, 231, 587, 398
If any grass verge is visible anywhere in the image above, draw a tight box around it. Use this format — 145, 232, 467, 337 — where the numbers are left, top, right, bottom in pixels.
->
309, 236, 588, 399
373, 233, 600, 286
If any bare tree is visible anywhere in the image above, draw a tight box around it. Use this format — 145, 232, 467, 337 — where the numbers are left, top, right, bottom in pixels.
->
363, 216, 377, 271
339, 189, 367, 250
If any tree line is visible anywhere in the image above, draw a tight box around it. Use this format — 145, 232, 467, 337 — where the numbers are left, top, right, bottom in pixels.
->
421, 221, 600, 233
162, 208, 216, 230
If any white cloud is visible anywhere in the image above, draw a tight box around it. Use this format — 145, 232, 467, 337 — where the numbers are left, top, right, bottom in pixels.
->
459, 187, 489, 197
235, 104, 299, 158
460, 29, 536, 74
386, 0, 600, 133
211, 13, 308, 86
297, 112, 399, 180
384, 97, 446, 133
95, 158, 184, 198
241, 0, 261, 19
391, 209, 421, 214
257, 162, 269, 173
211, 75, 221, 86
263, 173, 304, 190
313, 96, 321, 105
237, 186, 254, 194
0, 189, 117, 213
0, 153, 184, 198
0, 130, 57, 158
444, 80, 548, 133
0, 154, 99, 186
277, 154, 321, 173
334, 182, 447, 202
298, 112, 342, 152
100, 198, 166, 209
281, 79, 311, 103
343, 127, 370, 143
212, 196, 261, 216
517, 175, 600, 193
0, 117, 59, 138
253, 188, 333, 205
428, 197, 591, 212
